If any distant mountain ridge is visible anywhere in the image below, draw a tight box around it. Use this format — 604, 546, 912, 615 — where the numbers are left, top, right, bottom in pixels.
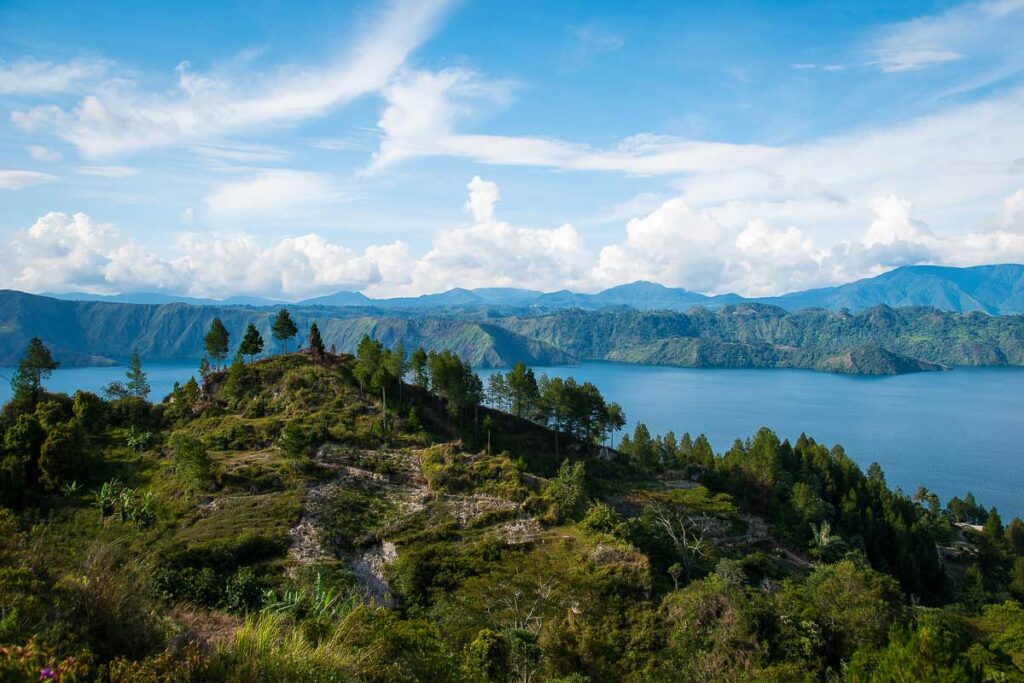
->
39, 264, 1024, 314
3, 289, 1023, 375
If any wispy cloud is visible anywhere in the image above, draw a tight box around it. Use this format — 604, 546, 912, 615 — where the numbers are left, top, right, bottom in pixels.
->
0, 170, 57, 189
11, 0, 454, 158
27, 145, 61, 162
866, 0, 1024, 73
0, 57, 110, 94
76, 165, 139, 178
205, 170, 343, 222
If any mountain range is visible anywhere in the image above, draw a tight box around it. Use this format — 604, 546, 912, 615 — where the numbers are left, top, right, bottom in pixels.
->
3, 288, 1023, 375
39, 264, 1024, 315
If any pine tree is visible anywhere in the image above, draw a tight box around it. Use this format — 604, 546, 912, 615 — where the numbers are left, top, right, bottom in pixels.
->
125, 349, 151, 400
308, 323, 326, 364
272, 309, 298, 353
239, 323, 264, 362
410, 346, 429, 389
10, 337, 59, 410
204, 318, 230, 369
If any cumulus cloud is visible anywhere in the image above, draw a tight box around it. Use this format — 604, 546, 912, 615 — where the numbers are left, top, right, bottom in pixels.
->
11, 0, 452, 157
0, 57, 110, 94
5, 180, 1024, 300
400, 176, 588, 294
0, 170, 56, 189
0, 211, 411, 299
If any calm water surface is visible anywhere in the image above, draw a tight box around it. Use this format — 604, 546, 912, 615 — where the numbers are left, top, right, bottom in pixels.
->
1, 360, 1021, 517
480, 363, 1024, 518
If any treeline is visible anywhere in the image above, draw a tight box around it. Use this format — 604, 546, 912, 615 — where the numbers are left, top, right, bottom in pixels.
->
485, 362, 625, 454
615, 418, 1024, 604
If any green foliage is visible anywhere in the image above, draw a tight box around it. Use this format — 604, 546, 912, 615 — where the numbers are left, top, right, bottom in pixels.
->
9, 337, 59, 410
169, 432, 214, 490
38, 419, 87, 491
271, 308, 299, 352
204, 317, 230, 368
545, 460, 588, 522
93, 478, 156, 528
239, 322, 265, 361
307, 323, 326, 364
125, 349, 151, 401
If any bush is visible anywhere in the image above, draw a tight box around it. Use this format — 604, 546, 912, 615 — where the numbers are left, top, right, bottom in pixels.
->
38, 420, 88, 491
170, 433, 214, 490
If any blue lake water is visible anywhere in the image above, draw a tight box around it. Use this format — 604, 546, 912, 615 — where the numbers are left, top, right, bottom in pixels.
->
2, 360, 1022, 518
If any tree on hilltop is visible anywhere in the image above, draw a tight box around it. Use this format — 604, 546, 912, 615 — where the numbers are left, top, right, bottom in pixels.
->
308, 323, 326, 364
204, 318, 230, 369
272, 309, 298, 353
10, 337, 59, 410
239, 323, 264, 362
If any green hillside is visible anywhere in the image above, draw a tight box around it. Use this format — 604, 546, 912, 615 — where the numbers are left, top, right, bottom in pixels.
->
0, 342, 1022, 681
495, 304, 1024, 374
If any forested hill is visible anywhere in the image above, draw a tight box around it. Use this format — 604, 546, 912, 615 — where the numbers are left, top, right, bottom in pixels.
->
0, 290, 570, 368
1, 345, 1022, 680
3, 290, 1024, 374
492, 304, 1024, 374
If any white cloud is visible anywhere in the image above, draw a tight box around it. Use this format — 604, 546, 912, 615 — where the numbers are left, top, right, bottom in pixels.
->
5, 180, 1024, 300
11, 0, 452, 157
866, 0, 1024, 73
0, 170, 56, 189
464, 176, 499, 222
27, 145, 61, 162
0, 57, 110, 94
205, 170, 341, 221
76, 165, 139, 178
0, 211, 411, 299
592, 200, 727, 292
999, 189, 1024, 233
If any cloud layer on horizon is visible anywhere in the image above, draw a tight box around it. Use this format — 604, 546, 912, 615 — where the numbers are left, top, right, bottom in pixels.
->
3, 176, 1023, 300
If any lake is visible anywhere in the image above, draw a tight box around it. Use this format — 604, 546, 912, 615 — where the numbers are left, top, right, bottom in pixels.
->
2, 360, 1022, 518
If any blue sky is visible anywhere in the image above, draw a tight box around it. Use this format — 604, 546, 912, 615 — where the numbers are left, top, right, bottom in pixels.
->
1, 0, 1023, 299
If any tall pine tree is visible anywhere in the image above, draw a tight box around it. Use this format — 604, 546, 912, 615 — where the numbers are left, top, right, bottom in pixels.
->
239, 323, 264, 362
9, 337, 59, 410
308, 322, 326, 364
204, 318, 230, 369
272, 309, 298, 353
125, 349, 151, 400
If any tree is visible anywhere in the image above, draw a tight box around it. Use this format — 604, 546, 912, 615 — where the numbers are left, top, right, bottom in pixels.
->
204, 318, 230, 369
125, 349, 150, 400
354, 335, 384, 392
545, 460, 588, 522
170, 433, 214, 489
38, 420, 87, 491
604, 402, 626, 448
239, 323, 264, 362
9, 337, 59, 409
410, 346, 429, 389
271, 309, 298, 353
505, 361, 539, 418
646, 500, 713, 584
307, 322, 326, 364
222, 352, 249, 403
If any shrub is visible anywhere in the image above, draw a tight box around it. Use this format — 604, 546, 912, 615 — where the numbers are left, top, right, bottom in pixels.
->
169, 433, 214, 490
38, 420, 88, 491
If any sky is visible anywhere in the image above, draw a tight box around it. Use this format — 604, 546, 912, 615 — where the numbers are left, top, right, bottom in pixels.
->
1, 0, 1023, 300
